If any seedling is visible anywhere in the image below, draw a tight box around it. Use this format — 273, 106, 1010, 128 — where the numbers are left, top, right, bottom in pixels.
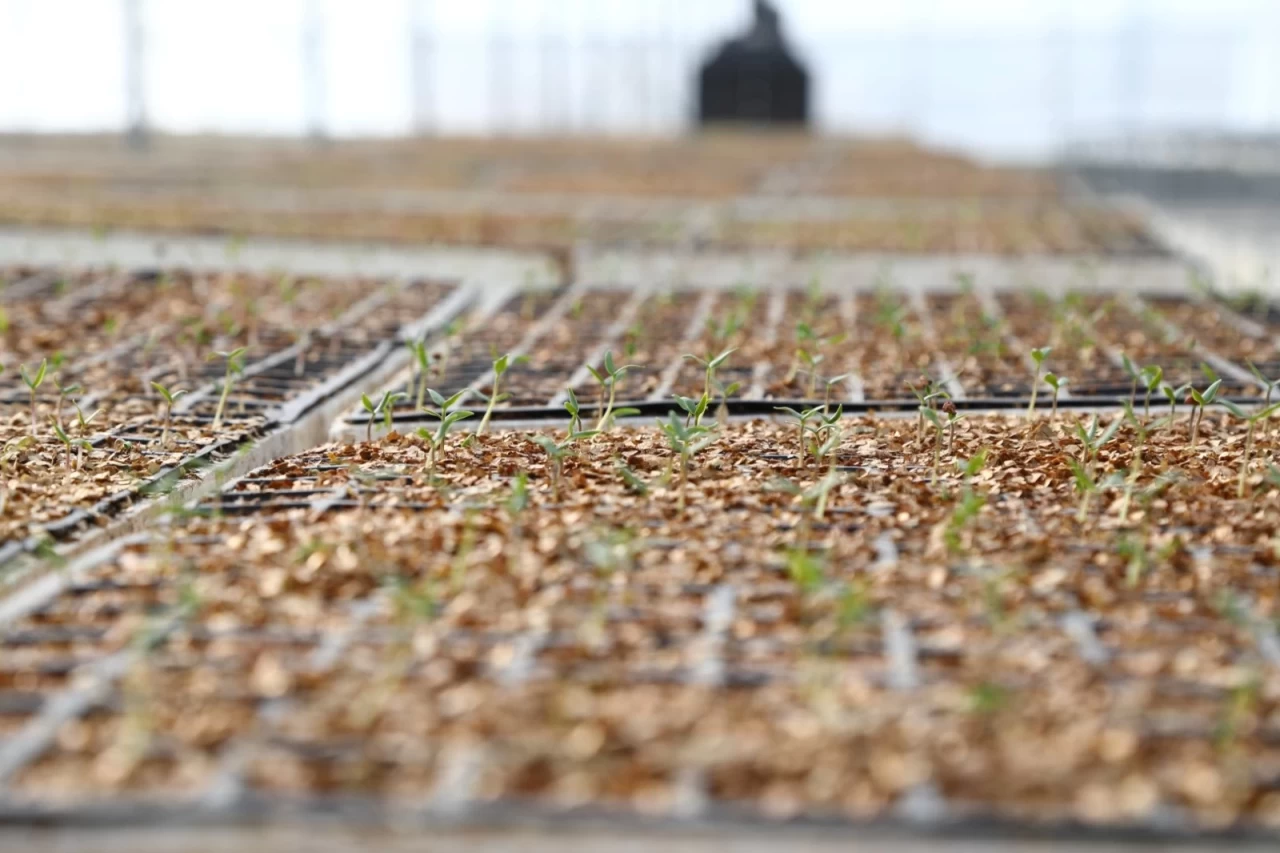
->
585, 351, 640, 430
1139, 364, 1163, 419
683, 348, 736, 402
19, 358, 47, 436
1160, 381, 1190, 421
774, 405, 825, 470
797, 349, 825, 399
73, 404, 100, 456
1044, 373, 1067, 421
1187, 379, 1223, 448
529, 427, 598, 502
49, 419, 88, 470
360, 390, 406, 443
52, 376, 82, 429
784, 547, 826, 598
673, 392, 710, 428
407, 339, 431, 409
1027, 347, 1051, 416
207, 347, 247, 431
910, 377, 946, 442
563, 388, 584, 433
1247, 361, 1279, 437
0, 436, 34, 473
416, 389, 474, 477
921, 405, 946, 484
1218, 399, 1280, 498
1121, 354, 1141, 406
476, 352, 525, 436
1074, 413, 1123, 473
150, 382, 188, 449
822, 374, 850, 415
1067, 458, 1125, 524
657, 412, 719, 512
615, 462, 649, 496
942, 400, 961, 454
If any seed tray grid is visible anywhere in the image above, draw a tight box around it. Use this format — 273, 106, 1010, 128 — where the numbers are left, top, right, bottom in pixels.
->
351, 285, 1278, 436
0, 271, 470, 571
5, 425, 1280, 835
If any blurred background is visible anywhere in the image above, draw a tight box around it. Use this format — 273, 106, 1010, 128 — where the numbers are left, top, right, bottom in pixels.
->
1, 0, 1279, 160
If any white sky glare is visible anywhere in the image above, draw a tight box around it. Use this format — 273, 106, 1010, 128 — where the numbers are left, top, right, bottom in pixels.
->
0, 0, 1278, 157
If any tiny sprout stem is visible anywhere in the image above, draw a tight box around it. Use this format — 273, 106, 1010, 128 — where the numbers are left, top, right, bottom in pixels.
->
212, 368, 234, 432
597, 381, 619, 432
28, 389, 36, 437
161, 403, 173, 449
1240, 420, 1256, 499
477, 374, 501, 436
1028, 365, 1041, 417
1191, 405, 1202, 448
932, 427, 942, 486
416, 368, 428, 411
1051, 387, 1060, 422
1077, 487, 1091, 524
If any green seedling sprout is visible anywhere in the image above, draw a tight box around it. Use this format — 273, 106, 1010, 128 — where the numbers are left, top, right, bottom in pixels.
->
1121, 354, 1141, 406
1161, 382, 1190, 422
910, 377, 945, 442
529, 427, 598, 503
822, 373, 850, 415
416, 389, 474, 477
150, 383, 188, 449
1067, 459, 1125, 525
1139, 364, 1163, 419
407, 339, 431, 409
1218, 399, 1280, 498
0, 435, 34, 474
942, 400, 961, 454
683, 348, 736, 402
797, 349, 825, 399
52, 375, 82, 430
1074, 413, 1123, 473
19, 359, 47, 436
1247, 361, 1279, 437
921, 405, 946, 485
768, 468, 847, 534
1028, 346, 1051, 416
712, 378, 742, 427
207, 347, 247, 431
616, 461, 649, 496
476, 352, 525, 436
585, 351, 641, 431
360, 390, 406, 443
774, 405, 825, 470
784, 546, 826, 598
563, 388, 584, 433
673, 392, 711, 428
1044, 373, 1067, 421
1187, 379, 1223, 448
657, 412, 719, 513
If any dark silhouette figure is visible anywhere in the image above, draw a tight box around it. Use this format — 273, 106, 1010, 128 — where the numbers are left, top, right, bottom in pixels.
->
698, 0, 810, 127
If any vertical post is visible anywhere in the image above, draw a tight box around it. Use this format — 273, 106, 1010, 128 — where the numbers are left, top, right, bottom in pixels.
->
410, 0, 433, 134
302, 0, 327, 142
489, 0, 510, 134
539, 0, 559, 134
1045, 0, 1073, 156
1118, 0, 1147, 151
123, 0, 148, 150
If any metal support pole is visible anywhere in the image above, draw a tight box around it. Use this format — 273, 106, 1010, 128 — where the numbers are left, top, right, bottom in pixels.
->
303, 0, 327, 142
123, 0, 148, 149
410, 0, 434, 134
